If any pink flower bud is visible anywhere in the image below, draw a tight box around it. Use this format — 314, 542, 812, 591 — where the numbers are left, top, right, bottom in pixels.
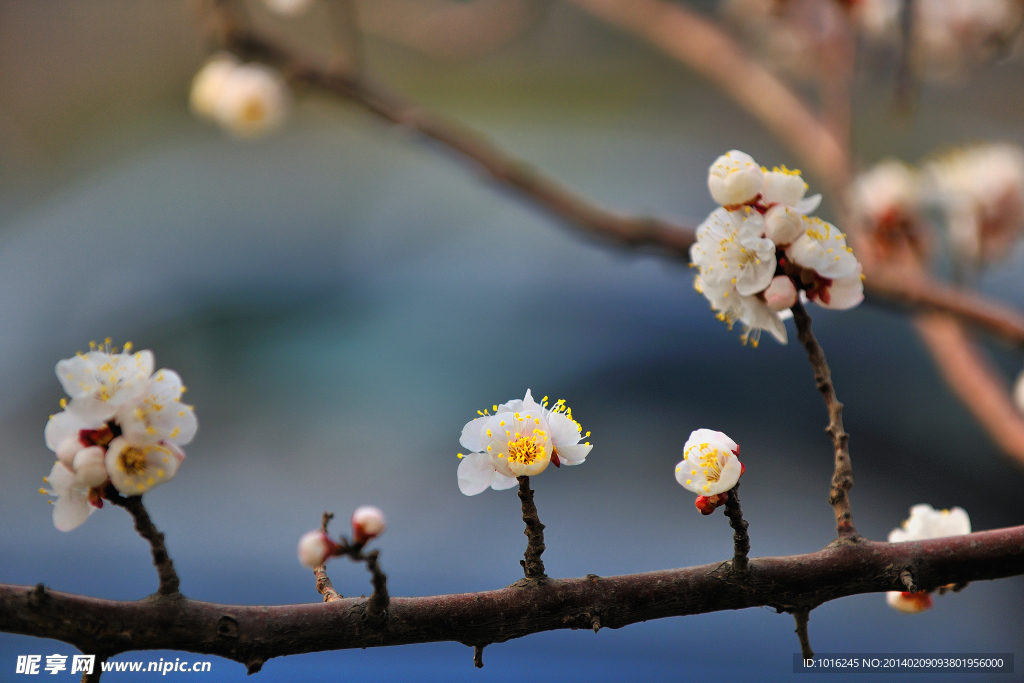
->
886, 591, 933, 614
764, 275, 798, 311
351, 506, 387, 543
72, 446, 108, 488
297, 531, 335, 569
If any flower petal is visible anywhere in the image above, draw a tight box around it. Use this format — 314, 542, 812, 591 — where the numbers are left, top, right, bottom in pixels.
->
457, 452, 496, 496
459, 415, 490, 452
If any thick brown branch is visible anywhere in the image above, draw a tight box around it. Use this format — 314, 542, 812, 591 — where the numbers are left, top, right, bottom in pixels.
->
791, 301, 857, 539
793, 609, 813, 659
104, 488, 180, 598
517, 476, 547, 580
3, 527, 1022, 666
722, 484, 750, 573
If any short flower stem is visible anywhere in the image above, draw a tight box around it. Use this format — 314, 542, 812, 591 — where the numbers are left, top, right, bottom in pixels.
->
791, 300, 858, 540
723, 484, 750, 574
793, 609, 814, 659
314, 512, 343, 602
104, 486, 180, 598
359, 549, 389, 622
517, 476, 547, 580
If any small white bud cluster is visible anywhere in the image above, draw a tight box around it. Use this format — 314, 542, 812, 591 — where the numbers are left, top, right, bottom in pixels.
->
190, 53, 290, 138
296, 506, 387, 569
41, 343, 197, 531
692, 151, 863, 347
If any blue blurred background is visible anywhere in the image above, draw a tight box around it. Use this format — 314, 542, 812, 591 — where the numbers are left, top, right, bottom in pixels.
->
1, 2, 1023, 681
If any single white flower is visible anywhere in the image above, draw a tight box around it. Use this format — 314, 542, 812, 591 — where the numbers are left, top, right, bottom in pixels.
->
39, 462, 93, 532
55, 347, 154, 422
786, 216, 860, 280
104, 437, 185, 496
693, 276, 788, 346
708, 151, 765, 207
213, 63, 290, 138
116, 369, 197, 447
189, 53, 241, 120
457, 390, 592, 496
691, 207, 777, 298
761, 165, 822, 213
352, 506, 387, 542
853, 159, 920, 230
886, 590, 934, 614
297, 530, 336, 569
264, 0, 315, 16
888, 504, 971, 543
675, 429, 743, 497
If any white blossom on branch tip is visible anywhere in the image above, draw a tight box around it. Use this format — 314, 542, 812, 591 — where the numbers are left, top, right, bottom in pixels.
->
41, 343, 197, 530
457, 390, 591, 496
297, 531, 337, 569
190, 56, 291, 138
708, 150, 764, 207
675, 429, 744, 515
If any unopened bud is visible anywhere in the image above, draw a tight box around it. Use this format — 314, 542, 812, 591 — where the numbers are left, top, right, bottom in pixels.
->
764, 275, 798, 311
297, 530, 336, 569
73, 446, 108, 488
708, 151, 764, 207
351, 505, 387, 543
694, 492, 729, 515
56, 436, 82, 469
764, 205, 804, 245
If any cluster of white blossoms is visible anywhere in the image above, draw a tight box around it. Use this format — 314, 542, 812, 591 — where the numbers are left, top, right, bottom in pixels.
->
692, 150, 864, 346
675, 429, 745, 515
190, 53, 290, 138
40, 342, 197, 532
456, 390, 592, 496
297, 506, 387, 568
886, 504, 972, 614
855, 0, 1024, 81
926, 144, 1024, 268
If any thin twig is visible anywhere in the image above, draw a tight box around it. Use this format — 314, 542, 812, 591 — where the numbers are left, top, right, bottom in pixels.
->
359, 549, 390, 621
793, 609, 814, 659
517, 476, 547, 580
103, 487, 180, 598
722, 484, 750, 574
314, 512, 343, 602
790, 301, 858, 540
473, 644, 485, 668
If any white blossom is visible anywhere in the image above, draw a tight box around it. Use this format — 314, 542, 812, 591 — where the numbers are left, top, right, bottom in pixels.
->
708, 151, 765, 206
853, 160, 921, 230
39, 462, 93, 532
693, 275, 788, 346
297, 531, 335, 569
213, 63, 290, 138
56, 346, 154, 421
41, 345, 197, 528
457, 390, 592, 496
264, 0, 315, 16
352, 506, 387, 542
888, 504, 971, 543
926, 143, 1024, 267
675, 429, 743, 497
190, 53, 241, 120
761, 166, 821, 213
764, 204, 804, 246
691, 207, 777, 299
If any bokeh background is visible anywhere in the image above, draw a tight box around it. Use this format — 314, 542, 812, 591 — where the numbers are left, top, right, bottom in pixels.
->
1, 2, 1023, 681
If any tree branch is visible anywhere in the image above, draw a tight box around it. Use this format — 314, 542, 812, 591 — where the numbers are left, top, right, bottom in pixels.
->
314, 513, 343, 602
104, 487, 181, 598
3, 527, 1022, 666
793, 609, 813, 659
723, 484, 750, 573
791, 301, 858, 539
517, 476, 547, 580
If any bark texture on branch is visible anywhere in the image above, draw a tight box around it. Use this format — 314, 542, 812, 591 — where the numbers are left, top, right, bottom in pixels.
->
105, 489, 180, 598
3, 527, 1022, 667
723, 484, 750, 573
517, 476, 547, 580
791, 301, 857, 539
